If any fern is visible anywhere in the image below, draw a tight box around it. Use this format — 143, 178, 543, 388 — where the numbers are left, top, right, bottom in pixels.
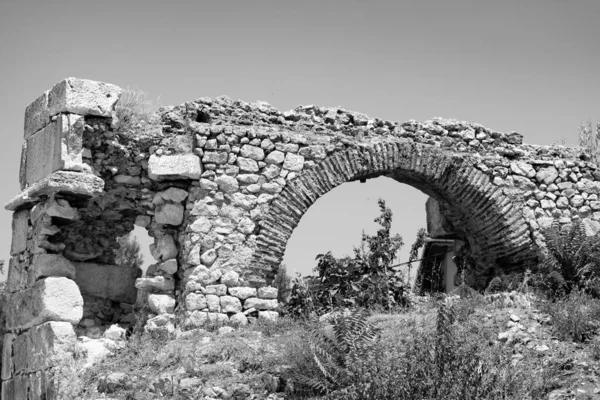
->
292, 308, 381, 394
540, 219, 600, 297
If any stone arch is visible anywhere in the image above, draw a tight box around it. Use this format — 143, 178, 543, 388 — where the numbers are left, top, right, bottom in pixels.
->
249, 139, 537, 282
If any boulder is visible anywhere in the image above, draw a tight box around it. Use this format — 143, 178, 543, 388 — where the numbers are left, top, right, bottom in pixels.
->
4, 277, 83, 330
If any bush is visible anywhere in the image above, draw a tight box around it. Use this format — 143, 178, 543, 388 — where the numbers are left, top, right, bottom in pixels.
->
113, 88, 161, 139
538, 289, 600, 342
288, 300, 562, 400
286, 199, 410, 316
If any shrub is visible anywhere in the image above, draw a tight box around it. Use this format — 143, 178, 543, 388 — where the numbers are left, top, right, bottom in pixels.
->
536, 219, 600, 297
289, 300, 562, 400
538, 289, 600, 342
113, 88, 161, 139
287, 199, 410, 315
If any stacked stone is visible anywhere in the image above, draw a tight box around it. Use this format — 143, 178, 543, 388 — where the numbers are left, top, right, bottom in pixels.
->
2, 78, 121, 398
182, 269, 278, 330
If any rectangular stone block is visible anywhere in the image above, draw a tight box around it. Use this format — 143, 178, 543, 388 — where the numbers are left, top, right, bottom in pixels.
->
6, 256, 28, 293
148, 154, 202, 181
13, 321, 76, 375
47, 77, 121, 117
24, 90, 50, 139
5, 171, 105, 211
24, 114, 85, 186
31, 254, 76, 281
4, 277, 83, 331
25, 122, 61, 185
1, 333, 15, 380
74, 262, 140, 303
10, 209, 29, 255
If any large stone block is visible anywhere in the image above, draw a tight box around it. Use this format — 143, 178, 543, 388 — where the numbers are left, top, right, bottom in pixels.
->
10, 209, 29, 255
1, 334, 15, 380
4, 277, 83, 331
24, 90, 50, 139
148, 154, 202, 181
25, 122, 61, 185
5, 171, 105, 211
31, 254, 76, 281
12, 321, 76, 375
24, 114, 85, 185
47, 77, 121, 117
74, 262, 140, 303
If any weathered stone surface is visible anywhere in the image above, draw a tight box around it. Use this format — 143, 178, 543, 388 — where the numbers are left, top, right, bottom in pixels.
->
10, 322, 75, 376
237, 157, 259, 172
536, 167, 558, 185
221, 270, 240, 287
265, 150, 285, 164
31, 253, 76, 281
244, 298, 278, 310
200, 248, 217, 266
158, 259, 178, 274
228, 286, 257, 300
258, 287, 278, 299
153, 187, 189, 204
154, 203, 184, 225
10, 209, 29, 255
148, 294, 176, 314
230, 312, 248, 326
24, 90, 49, 139
283, 153, 304, 171
206, 295, 220, 312
104, 324, 127, 341
258, 311, 279, 322
215, 175, 239, 193
135, 276, 175, 293
186, 293, 207, 311
5, 171, 104, 211
74, 262, 140, 303
4, 277, 83, 330
220, 296, 243, 313
47, 77, 121, 117
148, 154, 202, 181
150, 235, 178, 262
205, 284, 227, 296
187, 265, 222, 286
425, 198, 454, 238
240, 145, 265, 161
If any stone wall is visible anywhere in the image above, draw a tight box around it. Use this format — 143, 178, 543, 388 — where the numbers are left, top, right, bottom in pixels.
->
3, 77, 600, 398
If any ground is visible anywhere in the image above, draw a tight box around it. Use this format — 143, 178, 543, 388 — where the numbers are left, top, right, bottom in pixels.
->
56, 292, 600, 400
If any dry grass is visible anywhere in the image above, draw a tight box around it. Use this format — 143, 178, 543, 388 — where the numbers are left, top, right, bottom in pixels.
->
113, 87, 162, 139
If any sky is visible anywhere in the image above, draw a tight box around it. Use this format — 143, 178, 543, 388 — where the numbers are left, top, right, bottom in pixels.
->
0, 0, 599, 280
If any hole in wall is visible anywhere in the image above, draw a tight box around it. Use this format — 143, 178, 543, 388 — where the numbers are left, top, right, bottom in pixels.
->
196, 109, 211, 123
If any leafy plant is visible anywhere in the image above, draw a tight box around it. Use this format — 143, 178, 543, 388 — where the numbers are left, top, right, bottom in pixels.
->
406, 227, 427, 286
538, 289, 600, 342
537, 219, 600, 297
291, 308, 380, 394
299, 199, 408, 312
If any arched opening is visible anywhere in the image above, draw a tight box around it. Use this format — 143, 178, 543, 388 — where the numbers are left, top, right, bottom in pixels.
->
281, 176, 427, 288
251, 141, 538, 287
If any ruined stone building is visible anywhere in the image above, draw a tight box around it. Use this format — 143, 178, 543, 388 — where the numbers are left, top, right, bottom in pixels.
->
3, 77, 600, 397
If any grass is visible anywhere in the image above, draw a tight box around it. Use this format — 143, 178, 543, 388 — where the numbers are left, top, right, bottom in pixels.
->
51, 292, 600, 399
113, 87, 162, 140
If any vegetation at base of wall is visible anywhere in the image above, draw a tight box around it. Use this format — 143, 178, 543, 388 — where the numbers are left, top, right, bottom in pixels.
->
272, 264, 292, 303
538, 289, 600, 342
534, 219, 600, 298
578, 119, 600, 165
285, 199, 410, 317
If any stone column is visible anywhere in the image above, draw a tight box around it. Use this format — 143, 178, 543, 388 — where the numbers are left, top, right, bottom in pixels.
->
2, 78, 120, 398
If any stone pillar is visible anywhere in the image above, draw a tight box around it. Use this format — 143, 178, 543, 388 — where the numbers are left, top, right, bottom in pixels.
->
2, 78, 120, 398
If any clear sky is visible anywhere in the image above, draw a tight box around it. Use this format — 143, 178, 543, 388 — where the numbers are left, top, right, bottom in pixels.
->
1, 0, 599, 280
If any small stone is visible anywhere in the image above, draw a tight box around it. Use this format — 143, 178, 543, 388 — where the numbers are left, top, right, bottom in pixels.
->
135, 276, 175, 293
240, 145, 265, 161
258, 311, 279, 322
215, 175, 239, 193
230, 312, 248, 326
218, 326, 235, 335
154, 203, 184, 225
158, 259, 178, 274
205, 284, 227, 296
220, 296, 243, 313
221, 270, 240, 286
509, 314, 520, 322
103, 324, 126, 341
150, 235, 178, 262
264, 150, 285, 164
228, 286, 257, 300
237, 157, 259, 172
148, 294, 176, 314
258, 287, 278, 299
200, 249, 217, 266
244, 298, 278, 310
185, 293, 207, 311
283, 153, 304, 171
